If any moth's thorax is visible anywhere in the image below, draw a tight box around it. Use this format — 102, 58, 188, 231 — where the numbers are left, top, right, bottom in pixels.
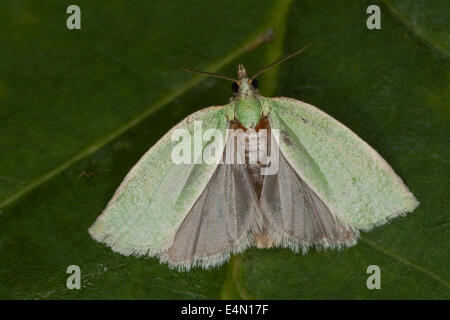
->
233, 95, 262, 129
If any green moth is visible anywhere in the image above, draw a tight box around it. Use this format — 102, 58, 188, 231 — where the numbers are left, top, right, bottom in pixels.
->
89, 49, 419, 271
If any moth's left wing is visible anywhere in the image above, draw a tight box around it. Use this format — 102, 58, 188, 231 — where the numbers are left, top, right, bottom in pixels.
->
262, 97, 419, 231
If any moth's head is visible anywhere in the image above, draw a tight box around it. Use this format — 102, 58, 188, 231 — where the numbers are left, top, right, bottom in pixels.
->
231, 64, 258, 97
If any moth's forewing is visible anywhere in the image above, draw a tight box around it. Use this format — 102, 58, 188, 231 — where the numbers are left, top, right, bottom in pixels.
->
89, 106, 229, 258
265, 97, 419, 231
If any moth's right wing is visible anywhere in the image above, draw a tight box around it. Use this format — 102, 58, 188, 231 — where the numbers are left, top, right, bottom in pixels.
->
89, 106, 231, 260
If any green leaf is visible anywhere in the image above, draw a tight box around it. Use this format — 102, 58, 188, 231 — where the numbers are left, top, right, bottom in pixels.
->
0, 0, 448, 299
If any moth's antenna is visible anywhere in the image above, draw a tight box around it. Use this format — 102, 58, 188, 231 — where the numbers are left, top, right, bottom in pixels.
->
181, 67, 238, 82
250, 45, 309, 80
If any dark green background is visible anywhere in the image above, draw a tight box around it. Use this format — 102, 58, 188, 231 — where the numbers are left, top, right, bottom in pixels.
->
0, 0, 448, 299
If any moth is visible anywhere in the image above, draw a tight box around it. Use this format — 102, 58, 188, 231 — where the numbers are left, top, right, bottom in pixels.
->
89, 48, 419, 271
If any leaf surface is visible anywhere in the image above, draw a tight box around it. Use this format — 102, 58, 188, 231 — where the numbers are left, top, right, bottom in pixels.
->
0, 0, 448, 299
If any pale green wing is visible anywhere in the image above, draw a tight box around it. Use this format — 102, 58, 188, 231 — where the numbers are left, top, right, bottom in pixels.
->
263, 97, 419, 231
89, 105, 230, 257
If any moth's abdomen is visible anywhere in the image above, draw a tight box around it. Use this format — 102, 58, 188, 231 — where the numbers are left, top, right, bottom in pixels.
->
246, 162, 265, 198
231, 117, 270, 199
236, 117, 276, 248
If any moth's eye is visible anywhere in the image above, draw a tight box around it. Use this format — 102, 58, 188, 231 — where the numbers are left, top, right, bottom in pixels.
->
251, 79, 258, 89
232, 82, 239, 93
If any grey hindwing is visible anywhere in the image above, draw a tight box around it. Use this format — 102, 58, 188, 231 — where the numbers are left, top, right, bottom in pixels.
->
162, 155, 262, 270
260, 148, 359, 251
